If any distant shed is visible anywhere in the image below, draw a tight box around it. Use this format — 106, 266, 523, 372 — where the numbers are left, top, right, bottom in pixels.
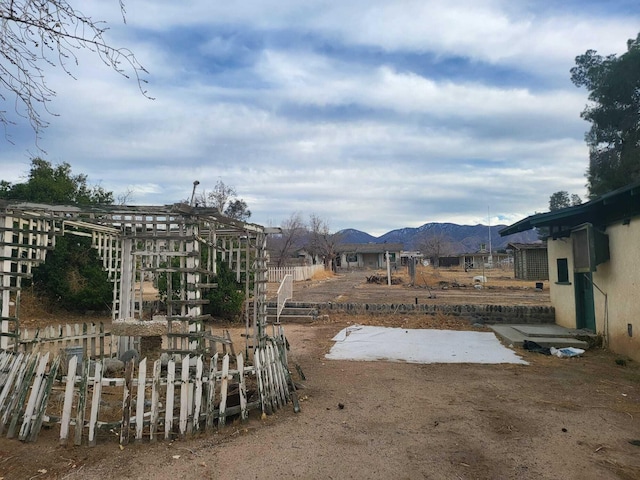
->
508, 243, 548, 280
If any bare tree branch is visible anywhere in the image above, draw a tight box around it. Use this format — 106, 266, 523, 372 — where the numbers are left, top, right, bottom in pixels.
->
0, 0, 151, 144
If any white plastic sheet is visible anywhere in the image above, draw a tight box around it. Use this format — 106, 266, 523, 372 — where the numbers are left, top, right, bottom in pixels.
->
326, 325, 528, 365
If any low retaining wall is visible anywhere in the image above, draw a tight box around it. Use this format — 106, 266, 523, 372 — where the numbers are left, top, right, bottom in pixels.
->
307, 302, 555, 325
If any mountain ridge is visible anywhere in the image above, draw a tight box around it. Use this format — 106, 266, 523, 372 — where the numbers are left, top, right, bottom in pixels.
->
337, 223, 539, 254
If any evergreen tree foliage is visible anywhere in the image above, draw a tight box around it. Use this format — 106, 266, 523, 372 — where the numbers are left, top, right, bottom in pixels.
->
204, 261, 245, 321
31, 235, 112, 311
0, 158, 113, 205
549, 191, 582, 211
2, 159, 113, 312
571, 33, 640, 197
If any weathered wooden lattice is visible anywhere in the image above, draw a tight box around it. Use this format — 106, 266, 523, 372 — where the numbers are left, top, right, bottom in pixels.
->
0, 201, 298, 444
0, 201, 274, 354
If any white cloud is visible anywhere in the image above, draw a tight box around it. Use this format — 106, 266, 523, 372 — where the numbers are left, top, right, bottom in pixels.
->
1, 0, 635, 237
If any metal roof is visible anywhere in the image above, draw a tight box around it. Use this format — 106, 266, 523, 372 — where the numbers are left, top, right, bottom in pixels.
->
499, 180, 640, 238
337, 243, 404, 254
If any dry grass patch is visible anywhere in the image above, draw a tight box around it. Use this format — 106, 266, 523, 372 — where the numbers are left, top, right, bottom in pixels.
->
311, 269, 335, 281
413, 265, 541, 290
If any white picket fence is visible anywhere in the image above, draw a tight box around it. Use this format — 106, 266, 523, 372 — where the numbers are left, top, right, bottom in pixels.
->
0, 343, 292, 445
268, 264, 325, 282
19, 322, 115, 358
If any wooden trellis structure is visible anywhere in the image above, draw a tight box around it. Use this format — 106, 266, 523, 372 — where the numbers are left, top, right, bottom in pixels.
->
0, 201, 275, 354
0, 201, 299, 445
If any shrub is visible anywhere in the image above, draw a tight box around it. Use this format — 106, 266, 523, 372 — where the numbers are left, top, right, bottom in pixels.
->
204, 261, 245, 321
31, 235, 112, 312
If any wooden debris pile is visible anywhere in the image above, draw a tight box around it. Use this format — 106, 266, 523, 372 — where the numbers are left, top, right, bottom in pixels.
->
365, 274, 403, 285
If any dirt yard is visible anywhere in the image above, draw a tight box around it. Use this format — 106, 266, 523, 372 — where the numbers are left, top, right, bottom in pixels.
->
289, 266, 552, 306
2, 268, 640, 479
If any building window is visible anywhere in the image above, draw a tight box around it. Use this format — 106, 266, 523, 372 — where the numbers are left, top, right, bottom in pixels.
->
556, 258, 570, 284
346, 253, 357, 263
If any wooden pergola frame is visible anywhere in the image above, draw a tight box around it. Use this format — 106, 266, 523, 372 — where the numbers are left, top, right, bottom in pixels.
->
0, 201, 273, 355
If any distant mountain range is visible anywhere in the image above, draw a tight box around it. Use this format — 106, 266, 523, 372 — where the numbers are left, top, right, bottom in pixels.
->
337, 223, 539, 254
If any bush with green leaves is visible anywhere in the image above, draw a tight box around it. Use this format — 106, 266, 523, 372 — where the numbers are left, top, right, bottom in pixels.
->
31, 235, 113, 312
204, 261, 245, 321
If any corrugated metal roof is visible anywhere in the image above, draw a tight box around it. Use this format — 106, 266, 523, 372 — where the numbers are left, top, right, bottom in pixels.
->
337, 243, 404, 254
500, 180, 640, 237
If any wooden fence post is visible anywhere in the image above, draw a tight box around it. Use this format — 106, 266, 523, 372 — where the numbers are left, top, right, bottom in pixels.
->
88, 360, 103, 446
237, 353, 248, 421
74, 356, 90, 446
59, 355, 77, 445
206, 354, 218, 431
165, 360, 175, 440
135, 358, 147, 442
218, 354, 230, 428
150, 359, 161, 442
193, 356, 203, 433
120, 359, 134, 445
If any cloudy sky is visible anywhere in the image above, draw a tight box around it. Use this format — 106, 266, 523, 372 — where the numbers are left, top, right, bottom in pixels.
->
2, 1, 639, 236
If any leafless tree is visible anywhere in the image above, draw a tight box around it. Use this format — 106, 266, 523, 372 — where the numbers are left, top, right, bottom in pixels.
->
306, 213, 342, 271
1, 1, 150, 141
268, 212, 305, 267
417, 232, 453, 268
195, 180, 251, 220
116, 187, 134, 205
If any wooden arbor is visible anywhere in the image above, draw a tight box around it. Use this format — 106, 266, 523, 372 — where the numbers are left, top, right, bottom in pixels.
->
0, 201, 272, 355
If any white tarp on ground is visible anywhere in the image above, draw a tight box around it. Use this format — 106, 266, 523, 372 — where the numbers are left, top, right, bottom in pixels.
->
326, 325, 528, 365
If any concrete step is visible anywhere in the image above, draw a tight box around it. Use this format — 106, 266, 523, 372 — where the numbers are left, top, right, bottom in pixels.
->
267, 314, 314, 324
490, 324, 590, 349
266, 307, 317, 316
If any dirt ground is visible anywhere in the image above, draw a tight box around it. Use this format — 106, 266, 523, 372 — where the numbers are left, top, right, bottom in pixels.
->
2, 268, 640, 480
288, 266, 552, 306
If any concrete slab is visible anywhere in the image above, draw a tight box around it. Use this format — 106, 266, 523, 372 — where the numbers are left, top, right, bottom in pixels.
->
326, 326, 528, 364
490, 324, 589, 349
512, 325, 576, 338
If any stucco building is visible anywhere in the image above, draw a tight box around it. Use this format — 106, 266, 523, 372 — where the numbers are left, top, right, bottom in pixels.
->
337, 243, 403, 269
500, 181, 640, 361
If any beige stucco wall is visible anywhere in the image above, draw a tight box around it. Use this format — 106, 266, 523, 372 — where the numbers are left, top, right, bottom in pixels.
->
593, 220, 640, 360
548, 238, 576, 329
548, 219, 640, 361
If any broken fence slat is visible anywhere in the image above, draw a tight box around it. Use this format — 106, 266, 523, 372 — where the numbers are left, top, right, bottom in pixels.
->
268, 343, 286, 408
0, 353, 25, 421
237, 353, 248, 422
262, 347, 277, 413
74, 356, 90, 446
7, 353, 39, 439
165, 360, 175, 440
88, 360, 103, 447
218, 354, 230, 428
179, 355, 189, 436
59, 355, 77, 445
193, 356, 203, 433
29, 355, 61, 442
73, 358, 90, 445
150, 359, 161, 442
19, 352, 50, 441
253, 348, 267, 415
135, 358, 147, 442
206, 353, 218, 431
120, 359, 134, 446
